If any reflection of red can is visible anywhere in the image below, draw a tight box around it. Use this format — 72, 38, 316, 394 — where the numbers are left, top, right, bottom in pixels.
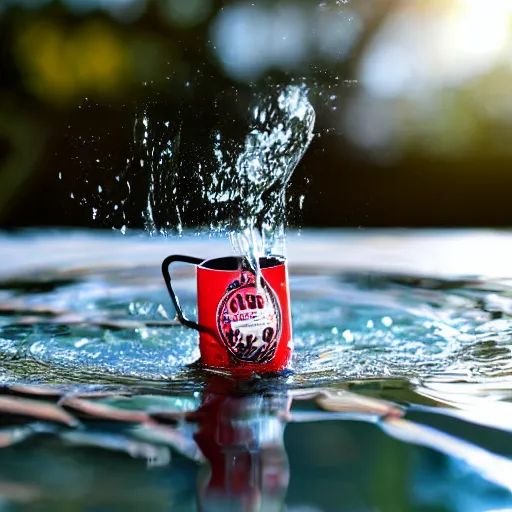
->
192, 377, 290, 512
162, 255, 293, 375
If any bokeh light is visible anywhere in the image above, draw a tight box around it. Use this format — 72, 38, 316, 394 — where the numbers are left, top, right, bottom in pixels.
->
343, 0, 512, 158
15, 20, 129, 103
360, 0, 512, 99
159, 0, 212, 28
210, 2, 360, 81
99, 0, 147, 24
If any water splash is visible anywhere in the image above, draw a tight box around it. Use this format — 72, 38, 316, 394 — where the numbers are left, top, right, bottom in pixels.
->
238, 85, 315, 268
67, 83, 315, 266
204, 84, 315, 272
115, 104, 183, 236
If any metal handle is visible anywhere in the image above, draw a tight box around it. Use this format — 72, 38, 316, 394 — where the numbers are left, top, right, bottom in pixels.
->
162, 254, 205, 331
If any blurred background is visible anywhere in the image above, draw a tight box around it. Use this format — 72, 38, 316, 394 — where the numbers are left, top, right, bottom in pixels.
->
1, 0, 512, 230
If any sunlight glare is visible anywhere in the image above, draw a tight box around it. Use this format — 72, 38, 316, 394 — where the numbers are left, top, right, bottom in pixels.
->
439, 0, 511, 83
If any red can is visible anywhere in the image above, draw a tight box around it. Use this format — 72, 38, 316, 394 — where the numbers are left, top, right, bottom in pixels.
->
162, 255, 293, 375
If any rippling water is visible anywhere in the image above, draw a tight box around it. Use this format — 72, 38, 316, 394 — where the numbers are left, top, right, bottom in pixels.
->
2, 230, 512, 510
2, 229, 512, 389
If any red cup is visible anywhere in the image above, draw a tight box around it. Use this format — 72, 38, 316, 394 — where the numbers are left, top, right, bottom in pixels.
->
162, 255, 293, 375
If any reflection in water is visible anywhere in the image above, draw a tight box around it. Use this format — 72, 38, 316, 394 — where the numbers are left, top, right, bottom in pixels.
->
193, 378, 290, 512
0, 380, 511, 510
188, 378, 512, 511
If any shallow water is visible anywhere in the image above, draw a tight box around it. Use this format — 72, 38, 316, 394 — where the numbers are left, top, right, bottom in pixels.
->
1, 229, 512, 511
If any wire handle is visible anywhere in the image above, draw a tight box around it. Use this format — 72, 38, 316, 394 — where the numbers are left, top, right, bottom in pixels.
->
161, 254, 205, 331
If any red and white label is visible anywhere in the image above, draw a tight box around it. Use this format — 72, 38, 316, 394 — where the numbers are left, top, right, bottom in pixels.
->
216, 272, 281, 364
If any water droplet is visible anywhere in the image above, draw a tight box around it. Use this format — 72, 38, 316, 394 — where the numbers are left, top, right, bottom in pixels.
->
341, 329, 354, 343
74, 338, 89, 348
382, 316, 393, 327
342, 330, 354, 342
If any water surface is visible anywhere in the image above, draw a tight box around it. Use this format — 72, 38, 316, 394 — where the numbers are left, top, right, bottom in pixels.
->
1, 229, 512, 511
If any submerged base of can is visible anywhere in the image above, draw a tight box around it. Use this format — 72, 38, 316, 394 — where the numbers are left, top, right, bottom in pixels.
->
192, 356, 294, 381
